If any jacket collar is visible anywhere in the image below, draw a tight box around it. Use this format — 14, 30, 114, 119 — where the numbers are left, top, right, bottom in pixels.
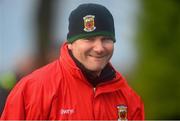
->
68, 49, 116, 87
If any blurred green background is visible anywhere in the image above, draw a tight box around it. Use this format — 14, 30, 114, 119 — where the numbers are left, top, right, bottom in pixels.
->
129, 0, 180, 119
0, 0, 180, 119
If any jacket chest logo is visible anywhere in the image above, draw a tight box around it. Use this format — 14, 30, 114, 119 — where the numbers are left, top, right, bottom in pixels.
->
117, 105, 128, 121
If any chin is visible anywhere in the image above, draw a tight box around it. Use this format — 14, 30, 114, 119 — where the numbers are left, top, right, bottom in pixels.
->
88, 66, 104, 72
85, 63, 106, 71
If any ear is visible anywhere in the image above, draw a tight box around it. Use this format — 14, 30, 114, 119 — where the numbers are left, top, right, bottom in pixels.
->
67, 44, 72, 50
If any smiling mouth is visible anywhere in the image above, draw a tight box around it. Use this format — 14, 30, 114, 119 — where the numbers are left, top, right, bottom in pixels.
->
88, 55, 107, 62
89, 55, 105, 58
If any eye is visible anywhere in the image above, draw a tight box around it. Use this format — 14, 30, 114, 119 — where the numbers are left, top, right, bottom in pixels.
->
102, 37, 114, 43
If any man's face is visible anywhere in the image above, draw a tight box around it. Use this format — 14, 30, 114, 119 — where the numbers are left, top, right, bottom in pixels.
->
68, 36, 114, 75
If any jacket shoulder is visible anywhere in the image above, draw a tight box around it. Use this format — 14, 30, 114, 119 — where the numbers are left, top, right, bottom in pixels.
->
9, 59, 63, 100
115, 72, 143, 106
121, 77, 142, 104
29, 60, 61, 79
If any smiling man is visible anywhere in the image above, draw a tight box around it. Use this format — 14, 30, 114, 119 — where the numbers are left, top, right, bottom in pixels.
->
1, 3, 144, 120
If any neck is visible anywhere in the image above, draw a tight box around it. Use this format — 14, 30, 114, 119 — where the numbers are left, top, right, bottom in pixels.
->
91, 70, 102, 77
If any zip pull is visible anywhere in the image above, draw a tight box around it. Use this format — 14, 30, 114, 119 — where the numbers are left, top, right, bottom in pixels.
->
93, 87, 96, 93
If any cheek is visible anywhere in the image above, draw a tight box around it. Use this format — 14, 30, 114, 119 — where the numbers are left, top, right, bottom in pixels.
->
106, 45, 114, 54
71, 47, 86, 60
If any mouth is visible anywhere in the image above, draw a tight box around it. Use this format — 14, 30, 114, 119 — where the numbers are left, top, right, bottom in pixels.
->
88, 55, 107, 62
89, 54, 105, 58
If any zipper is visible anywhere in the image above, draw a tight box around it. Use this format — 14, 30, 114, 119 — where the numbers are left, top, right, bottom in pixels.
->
93, 87, 96, 93
92, 87, 96, 119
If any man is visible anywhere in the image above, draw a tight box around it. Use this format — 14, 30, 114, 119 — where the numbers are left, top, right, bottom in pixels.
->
1, 3, 144, 120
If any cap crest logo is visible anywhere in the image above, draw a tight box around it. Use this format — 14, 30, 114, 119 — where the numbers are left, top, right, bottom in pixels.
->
83, 15, 96, 32
117, 105, 128, 121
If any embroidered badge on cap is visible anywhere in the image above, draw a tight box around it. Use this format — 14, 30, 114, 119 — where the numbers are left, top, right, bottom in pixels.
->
83, 15, 96, 32
117, 105, 128, 121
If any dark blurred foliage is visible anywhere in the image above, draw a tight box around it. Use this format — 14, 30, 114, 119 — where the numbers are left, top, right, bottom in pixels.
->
129, 0, 180, 119
35, 0, 57, 67
0, 88, 10, 116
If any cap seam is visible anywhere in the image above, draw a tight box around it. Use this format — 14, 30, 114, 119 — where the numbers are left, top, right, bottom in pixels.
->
67, 31, 115, 43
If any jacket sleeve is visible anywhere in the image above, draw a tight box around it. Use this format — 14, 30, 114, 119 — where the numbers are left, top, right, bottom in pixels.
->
0, 80, 26, 120
126, 84, 145, 120
132, 100, 145, 120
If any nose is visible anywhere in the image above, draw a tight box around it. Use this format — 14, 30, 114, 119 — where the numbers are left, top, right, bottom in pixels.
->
93, 39, 104, 53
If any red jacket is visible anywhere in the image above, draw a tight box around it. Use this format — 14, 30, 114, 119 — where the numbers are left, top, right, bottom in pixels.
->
1, 43, 144, 120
